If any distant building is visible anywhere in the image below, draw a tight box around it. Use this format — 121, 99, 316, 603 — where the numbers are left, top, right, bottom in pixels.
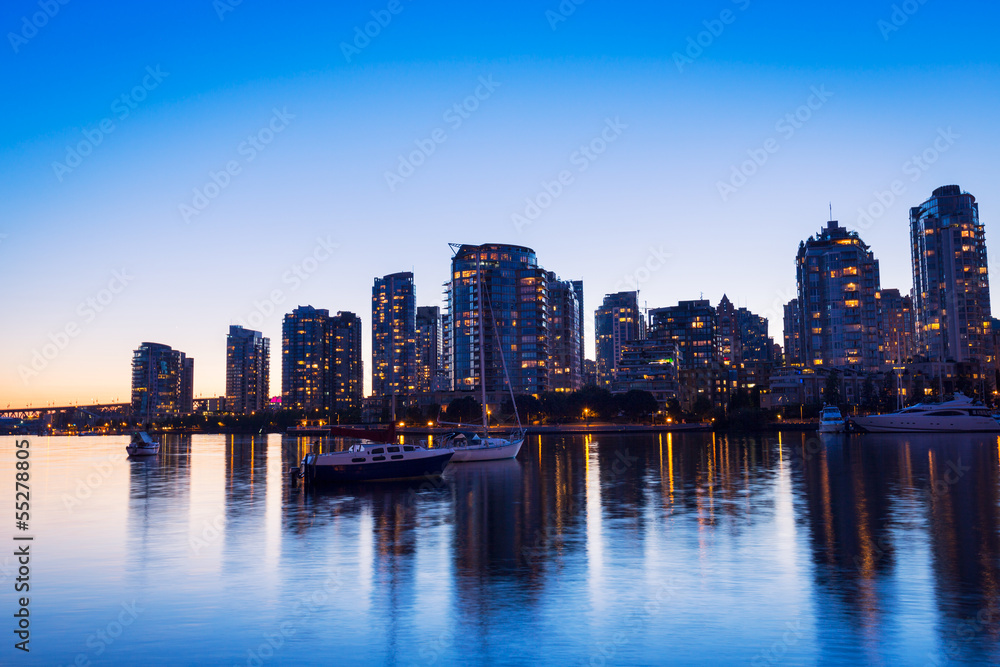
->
649, 300, 720, 409
225, 325, 270, 414
716, 295, 741, 369
737, 306, 775, 388
783, 299, 803, 366
910, 185, 992, 368
415, 306, 442, 394
547, 272, 583, 392
572, 280, 585, 378
131, 342, 194, 421
610, 339, 679, 408
595, 291, 644, 387
329, 311, 363, 413
795, 220, 881, 371
281, 306, 362, 413
372, 272, 416, 398
445, 243, 580, 397
649, 300, 717, 370
282, 306, 331, 411
877, 289, 915, 366
582, 359, 598, 386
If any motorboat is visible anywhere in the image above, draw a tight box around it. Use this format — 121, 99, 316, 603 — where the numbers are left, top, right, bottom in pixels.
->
126, 432, 160, 457
817, 405, 846, 433
851, 392, 1000, 433
441, 431, 524, 462
299, 442, 454, 484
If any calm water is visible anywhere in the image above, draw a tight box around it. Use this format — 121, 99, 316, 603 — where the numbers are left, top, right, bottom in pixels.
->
2, 432, 999, 665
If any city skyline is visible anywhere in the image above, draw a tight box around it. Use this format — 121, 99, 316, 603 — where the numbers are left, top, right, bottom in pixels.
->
4, 1, 1000, 406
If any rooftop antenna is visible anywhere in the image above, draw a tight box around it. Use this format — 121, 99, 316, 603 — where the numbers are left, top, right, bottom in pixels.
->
829, 202, 833, 221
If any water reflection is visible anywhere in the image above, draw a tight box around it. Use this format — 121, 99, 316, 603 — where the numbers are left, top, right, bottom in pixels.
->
16, 431, 1000, 664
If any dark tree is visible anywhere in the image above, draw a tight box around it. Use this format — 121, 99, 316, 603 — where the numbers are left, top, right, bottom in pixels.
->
615, 390, 658, 422
445, 397, 481, 424
823, 370, 842, 406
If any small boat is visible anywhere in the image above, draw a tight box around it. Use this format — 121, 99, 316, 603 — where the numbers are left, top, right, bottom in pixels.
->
299, 442, 454, 484
442, 431, 524, 462
817, 405, 846, 433
851, 392, 1000, 433
126, 432, 160, 457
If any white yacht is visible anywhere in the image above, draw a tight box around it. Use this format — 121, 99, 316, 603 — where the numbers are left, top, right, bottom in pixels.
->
817, 405, 845, 433
442, 431, 525, 462
851, 393, 999, 433
126, 432, 160, 457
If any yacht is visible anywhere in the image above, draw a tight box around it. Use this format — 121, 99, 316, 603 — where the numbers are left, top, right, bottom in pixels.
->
299, 442, 454, 484
817, 405, 846, 433
441, 431, 525, 462
851, 393, 1000, 433
126, 432, 160, 457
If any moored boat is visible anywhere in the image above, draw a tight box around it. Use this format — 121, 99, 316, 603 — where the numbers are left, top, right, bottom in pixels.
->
818, 405, 846, 433
851, 392, 999, 433
300, 442, 454, 484
126, 431, 160, 457
442, 431, 524, 462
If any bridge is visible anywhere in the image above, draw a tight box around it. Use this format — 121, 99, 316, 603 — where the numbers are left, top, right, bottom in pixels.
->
0, 403, 132, 421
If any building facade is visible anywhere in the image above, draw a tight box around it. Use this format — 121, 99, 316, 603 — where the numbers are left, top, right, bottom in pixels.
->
910, 185, 992, 367
225, 325, 270, 414
783, 299, 803, 366
795, 220, 882, 372
547, 272, 583, 392
877, 289, 915, 366
445, 243, 579, 397
131, 342, 194, 421
610, 338, 680, 408
415, 306, 442, 394
330, 311, 363, 413
595, 291, 644, 387
281, 306, 362, 413
372, 272, 417, 398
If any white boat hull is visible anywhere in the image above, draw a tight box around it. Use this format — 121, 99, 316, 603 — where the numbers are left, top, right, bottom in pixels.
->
852, 415, 1000, 433
126, 444, 159, 456
817, 422, 845, 433
449, 438, 523, 462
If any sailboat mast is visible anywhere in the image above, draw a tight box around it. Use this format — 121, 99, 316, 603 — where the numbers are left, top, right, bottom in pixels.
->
477, 249, 488, 435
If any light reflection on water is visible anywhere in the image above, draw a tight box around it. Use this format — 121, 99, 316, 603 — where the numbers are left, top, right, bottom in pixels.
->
2, 432, 999, 665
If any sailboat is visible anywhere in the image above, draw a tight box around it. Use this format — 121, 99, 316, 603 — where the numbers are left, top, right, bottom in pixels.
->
442, 246, 525, 462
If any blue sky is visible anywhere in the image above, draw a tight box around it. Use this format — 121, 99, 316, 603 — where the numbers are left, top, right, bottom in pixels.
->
2, 0, 999, 405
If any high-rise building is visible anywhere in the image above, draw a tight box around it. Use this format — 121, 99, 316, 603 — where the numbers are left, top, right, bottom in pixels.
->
610, 338, 680, 407
716, 295, 741, 369
795, 220, 881, 371
877, 289, 915, 366
372, 272, 417, 398
281, 306, 362, 413
649, 300, 718, 370
330, 311, 363, 412
415, 306, 442, 394
572, 280, 585, 378
547, 272, 583, 392
649, 300, 719, 409
131, 342, 193, 421
595, 291, 644, 387
910, 185, 992, 366
783, 299, 803, 366
226, 325, 270, 414
282, 306, 331, 411
444, 243, 578, 396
